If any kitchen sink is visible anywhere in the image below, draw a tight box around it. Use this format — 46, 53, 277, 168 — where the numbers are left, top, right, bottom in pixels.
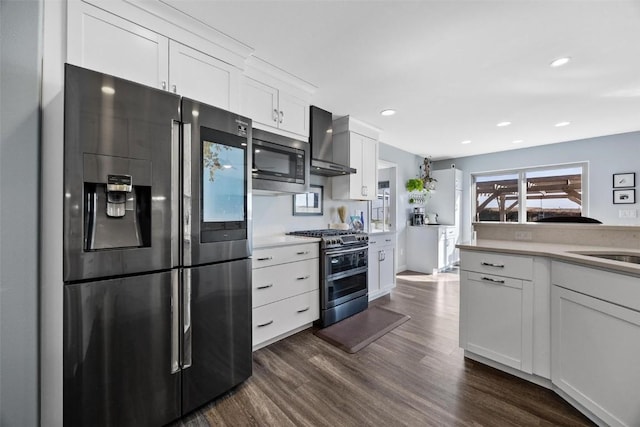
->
570, 251, 640, 264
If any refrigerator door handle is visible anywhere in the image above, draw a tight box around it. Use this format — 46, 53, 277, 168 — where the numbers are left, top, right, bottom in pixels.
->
183, 123, 192, 266
171, 121, 180, 267
170, 270, 180, 374
183, 268, 193, 369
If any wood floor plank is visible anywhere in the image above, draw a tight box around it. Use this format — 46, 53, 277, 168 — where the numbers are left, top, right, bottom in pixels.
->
174, 271, 594, 427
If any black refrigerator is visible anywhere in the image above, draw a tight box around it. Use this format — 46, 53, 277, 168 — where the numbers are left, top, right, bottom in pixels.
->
62, 64, 252, 426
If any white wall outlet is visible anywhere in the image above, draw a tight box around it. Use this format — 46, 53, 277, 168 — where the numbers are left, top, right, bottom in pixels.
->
514, 231, 532, 241
619, 209, 637, 219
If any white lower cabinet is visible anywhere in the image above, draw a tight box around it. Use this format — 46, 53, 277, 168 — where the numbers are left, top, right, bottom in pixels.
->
459, 250, 541, 375
460, 271, 533, 373
251, 242, 319, 349
368, 234, 396, 300
552, 262, 640, 427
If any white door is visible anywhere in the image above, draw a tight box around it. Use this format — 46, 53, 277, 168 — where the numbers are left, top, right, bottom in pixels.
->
67, 2, 168, 89
552, 286, 640, 427
241, 77, 278, 128
169, 41, 239, 111
278, 91, 309, 136
360, 135, 377, 201
379, 246, 395, 291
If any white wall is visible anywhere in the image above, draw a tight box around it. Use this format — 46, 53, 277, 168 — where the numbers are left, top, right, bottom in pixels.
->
433, 131, 640, 243
252, 174, 369, 237
378, 142, 424, 271
0, 0, 42, 425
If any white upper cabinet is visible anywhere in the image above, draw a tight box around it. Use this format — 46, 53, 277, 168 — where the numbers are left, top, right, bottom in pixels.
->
241, 57, 314, 139
67, 2, 169, 89
332, 116, 380, 201
169, 41, 240, 112
241, 79, 311, 138
67, 2, 243, 111
277, 91, 309, 136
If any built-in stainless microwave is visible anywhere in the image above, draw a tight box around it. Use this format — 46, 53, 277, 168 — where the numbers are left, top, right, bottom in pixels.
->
252, 128, 309, 193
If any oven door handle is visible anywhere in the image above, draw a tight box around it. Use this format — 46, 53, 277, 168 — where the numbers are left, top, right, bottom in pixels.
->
325, 245, 368, 257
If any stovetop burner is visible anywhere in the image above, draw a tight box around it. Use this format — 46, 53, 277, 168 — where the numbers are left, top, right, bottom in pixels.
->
288, 229, 368, 249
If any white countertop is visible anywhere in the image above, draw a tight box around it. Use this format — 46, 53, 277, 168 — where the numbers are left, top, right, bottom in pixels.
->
458, 239, 640, 277
253, 235, 321, 249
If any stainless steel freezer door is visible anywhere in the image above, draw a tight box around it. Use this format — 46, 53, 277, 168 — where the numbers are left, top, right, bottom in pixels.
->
63, 271, 181, 427
182, 258, 252, 414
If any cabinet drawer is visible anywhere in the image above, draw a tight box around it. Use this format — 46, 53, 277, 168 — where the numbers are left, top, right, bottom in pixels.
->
252, 259, 319, 308
466, 271, 523, 290
253, 243, 318, 268
252, 290, 319, 346
461, 250, 533, 280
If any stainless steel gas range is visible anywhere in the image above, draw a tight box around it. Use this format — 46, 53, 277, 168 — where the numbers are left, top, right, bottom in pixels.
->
288, 229, 369, 327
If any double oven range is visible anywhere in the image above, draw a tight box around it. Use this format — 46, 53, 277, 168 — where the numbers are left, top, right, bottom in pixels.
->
288, 229, 369, 327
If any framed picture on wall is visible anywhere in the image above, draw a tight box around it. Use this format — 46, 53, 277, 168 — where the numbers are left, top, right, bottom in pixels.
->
613, 189, 636, 204
613, 172, 635, 188
292, 185, 323, 216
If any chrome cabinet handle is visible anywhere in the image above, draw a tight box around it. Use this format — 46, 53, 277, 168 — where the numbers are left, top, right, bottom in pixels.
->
385, 239, 392, 243
296, 250, 310, 255
172, 84, 177, 93
170, 270, 180, 374
379, 250, 385, 262
273, 109, 278, 122
361, 186, 368, 196
279, 110, 284, 123
481, 262, 504, 268
183, 269, 192, 369
481, 276, 505, 284
257, 256, 273, 261
296, 275, 310, 281
297, 307, 310, 313
257, 320, 273, 328
257, 284, 273, 290
162, 81, 167, 90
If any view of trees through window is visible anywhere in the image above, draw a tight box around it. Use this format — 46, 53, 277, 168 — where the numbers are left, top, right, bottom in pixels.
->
475, 165, 583, 222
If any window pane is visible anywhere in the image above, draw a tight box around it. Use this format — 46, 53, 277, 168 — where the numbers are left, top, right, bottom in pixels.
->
475, 173, 519, 222
525, 167, 582, 221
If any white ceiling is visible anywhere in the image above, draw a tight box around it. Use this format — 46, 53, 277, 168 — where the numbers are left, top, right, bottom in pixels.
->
164, 0, 640, 160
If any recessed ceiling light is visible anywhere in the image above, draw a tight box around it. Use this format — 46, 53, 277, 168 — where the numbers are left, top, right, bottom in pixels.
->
512, 140, 523, 144
555, 121, 571, 127
550, 57, 571, 68
101, 86, 115, 95
380, 109, 396, 116
497, 121, 511, 127
461, 140, 471, 145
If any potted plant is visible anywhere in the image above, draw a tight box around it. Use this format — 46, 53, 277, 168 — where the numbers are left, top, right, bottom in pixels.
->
405, 178, 424, 192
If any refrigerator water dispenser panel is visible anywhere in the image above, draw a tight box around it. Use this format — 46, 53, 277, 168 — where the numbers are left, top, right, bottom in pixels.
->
83, 154, 151, 251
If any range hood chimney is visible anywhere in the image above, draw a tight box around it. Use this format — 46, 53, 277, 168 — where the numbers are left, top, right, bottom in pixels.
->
309, 105, 356, 177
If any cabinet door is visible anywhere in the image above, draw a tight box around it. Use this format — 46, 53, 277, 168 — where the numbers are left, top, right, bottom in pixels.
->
348, 133, 364, 198
169, 41, 239, 111
360, 135, 378, 201
461, 271, 533, 373
552, 286, 640, 427
67, 2, 168, 89
379, 245, 395, 291
278, 91, 309, 136
367, 240, 381, 295
241, 77, 278, 128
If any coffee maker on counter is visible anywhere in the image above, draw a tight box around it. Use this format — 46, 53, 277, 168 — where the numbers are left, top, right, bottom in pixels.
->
411, 207, 425, 226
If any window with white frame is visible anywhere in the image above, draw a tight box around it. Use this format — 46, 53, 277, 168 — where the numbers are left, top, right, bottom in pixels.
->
473, 163, 587, 222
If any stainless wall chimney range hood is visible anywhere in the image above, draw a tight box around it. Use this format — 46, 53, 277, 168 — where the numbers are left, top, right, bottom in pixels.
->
309, 105, 356, 177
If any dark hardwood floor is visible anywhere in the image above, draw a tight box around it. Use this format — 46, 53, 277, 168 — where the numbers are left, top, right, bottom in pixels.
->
175, 271, 594, 426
